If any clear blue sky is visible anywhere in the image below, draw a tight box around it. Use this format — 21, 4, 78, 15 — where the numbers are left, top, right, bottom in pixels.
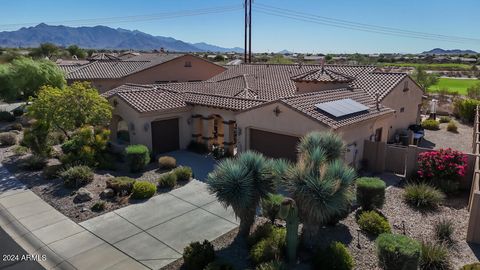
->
1, 0, 479, 53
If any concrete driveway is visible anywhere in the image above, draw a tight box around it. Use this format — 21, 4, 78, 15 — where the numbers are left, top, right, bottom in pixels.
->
80, 180, 238, 270
163, 150, 218, 181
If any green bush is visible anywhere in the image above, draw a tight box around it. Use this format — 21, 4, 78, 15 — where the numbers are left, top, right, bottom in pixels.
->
462, 263, 480, 270
255, 261, 288, 270
261, 193, 284, 224
131, 181, 156, 199
376, 233, 421, 270
454, 98, 480, 123
158, 156, 176, 170
106, 177, 136, 196
439, 116, 451, 123
0, 111, 15, 122
421, 119, 440, 130
250, 227, 286, 265
447, 121, 458, 133
173, 166, 192, 181
313, 241, 354, 270
0, 132, 17, 146
404, 183, 445, 209
357, 210, 391, 236
61, 126, 110, 167
12, 145, 29, 155
42, 164, 63, 179
91, 201, 106, 212
22, 121, 52, 157
183, 240, 215, 270
125, 145, 150, 172
157, 173, 177, 189
434, 219, 454, 243
21, 155, 47, 171
419, 242, 449, 270
60, 165, 94, 188
248, 222, 274, 247
204, 261, 234, 270
356, 177, 386, 210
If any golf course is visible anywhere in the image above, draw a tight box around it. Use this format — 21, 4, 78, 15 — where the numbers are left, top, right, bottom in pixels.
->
428, 77, 479, 95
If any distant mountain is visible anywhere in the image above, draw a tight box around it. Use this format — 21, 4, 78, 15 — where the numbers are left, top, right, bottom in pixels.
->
0, 23, 240, 52
422, 48, 478, 55
191, 42, 243, 53
278, 49, 294, 54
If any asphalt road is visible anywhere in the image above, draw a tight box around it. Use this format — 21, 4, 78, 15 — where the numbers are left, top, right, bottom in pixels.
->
0, 227, 44, 270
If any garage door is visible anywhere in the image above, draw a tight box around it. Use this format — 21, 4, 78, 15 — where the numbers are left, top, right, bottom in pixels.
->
151, 118, 179, 154
249, 129, 299, 161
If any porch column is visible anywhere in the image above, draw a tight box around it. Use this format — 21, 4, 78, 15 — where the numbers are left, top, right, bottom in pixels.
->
202, 116, 215, 150
223, 120, 236, 155
192, 115, 203, 143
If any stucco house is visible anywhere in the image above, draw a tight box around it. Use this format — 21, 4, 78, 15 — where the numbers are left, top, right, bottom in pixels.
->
58, 53, 226, 93
102, 63, 423, 167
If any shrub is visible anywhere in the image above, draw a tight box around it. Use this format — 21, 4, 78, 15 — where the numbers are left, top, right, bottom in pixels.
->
255, 261, 288, 270
60, 165, 94, 188
157, 173, 177, 189
447, 121, 458, 133
439, 116, 451, 123
22, 121, 52, 157
158, 156, 176, 170
434, 219, 454, 243
248, 222, 274, 247
173, 166, 192, 181
204, 261, 234, 270
187, 140, 208, 154
421, 119, 440, 130
21, 155, 47, 171
419, 242, 450, 270
0, 132, 17, 146
261, 193, 284, 224
91, 201, 106, 212
454, 98, 480, 123
183, 240, 215, 270
125, 144, 150, 172
9, 123, 22, 131
42, 164, 63, 179
61, 126, 110, 167
12, 145, 29, 155
356, 177, 386, 210
131, 181, 156, 199
376, 233, 421, 270
49, 131, 66, 145
404, 183, 445, 209
313, 241, 354, 270
250, 227, 286, 265
357, 210, 391, 236
0, 111, 15, 122
106, 177, 136, 196
462, 263, 480, 270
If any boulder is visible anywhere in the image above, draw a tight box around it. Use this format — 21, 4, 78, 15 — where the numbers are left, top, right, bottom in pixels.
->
75, 188, 93, 202
101, 188, 115, 198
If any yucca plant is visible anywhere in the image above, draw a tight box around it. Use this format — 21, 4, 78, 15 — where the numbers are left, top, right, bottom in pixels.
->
207, 151, 277, 236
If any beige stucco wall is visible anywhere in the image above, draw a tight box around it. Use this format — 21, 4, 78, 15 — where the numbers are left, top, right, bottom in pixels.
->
381, 77, 423, 140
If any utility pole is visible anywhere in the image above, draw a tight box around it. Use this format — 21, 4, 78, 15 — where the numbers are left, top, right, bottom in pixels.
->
244, 0, 252, 63
244, 0, 248, 63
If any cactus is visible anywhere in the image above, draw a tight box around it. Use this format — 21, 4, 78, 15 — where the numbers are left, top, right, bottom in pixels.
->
279, 197, 299, 265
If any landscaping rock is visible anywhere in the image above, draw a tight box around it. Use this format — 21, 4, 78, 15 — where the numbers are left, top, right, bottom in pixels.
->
101, 188, 115, 198
75, 188, 93, 202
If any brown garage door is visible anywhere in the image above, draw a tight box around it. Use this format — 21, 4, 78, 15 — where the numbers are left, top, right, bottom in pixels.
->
151, 118, 179, 154
249, 129, 299, 161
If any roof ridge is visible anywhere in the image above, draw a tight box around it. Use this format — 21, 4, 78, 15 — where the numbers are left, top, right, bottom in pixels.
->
281, 88, 356, 100
66, 60, 98, 74
185, 91, 267, 102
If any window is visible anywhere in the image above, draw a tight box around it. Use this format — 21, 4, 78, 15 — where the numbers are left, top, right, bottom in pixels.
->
184, 61, 192, 67
403, 81, 409, 92
400, 107, 405, 113
374, 128, 382, 142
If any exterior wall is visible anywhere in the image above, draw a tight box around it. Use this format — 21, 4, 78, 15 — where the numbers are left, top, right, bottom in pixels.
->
381, 77, 423, 140
295, 81, 350, 93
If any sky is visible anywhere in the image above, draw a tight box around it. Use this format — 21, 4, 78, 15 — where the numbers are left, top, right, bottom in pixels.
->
1, 0, 479, 54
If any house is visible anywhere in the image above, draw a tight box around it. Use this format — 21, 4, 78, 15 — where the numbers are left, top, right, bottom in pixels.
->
57, 53, 226, 93
103, 63, 423, 166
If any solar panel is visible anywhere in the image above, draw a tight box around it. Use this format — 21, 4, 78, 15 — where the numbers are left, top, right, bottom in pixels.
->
315, 98, 369, 118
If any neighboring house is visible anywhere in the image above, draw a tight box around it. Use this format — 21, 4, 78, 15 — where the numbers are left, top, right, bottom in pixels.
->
103, 63, 423, 167
57, 53, 226, 92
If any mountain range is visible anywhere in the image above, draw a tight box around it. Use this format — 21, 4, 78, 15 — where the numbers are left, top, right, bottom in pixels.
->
0, 23, 243, 53
421, 48, 478, 55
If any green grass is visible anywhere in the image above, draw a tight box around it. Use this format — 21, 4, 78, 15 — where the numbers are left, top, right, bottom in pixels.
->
381, 62, 473, 71
428, 78, 479, 95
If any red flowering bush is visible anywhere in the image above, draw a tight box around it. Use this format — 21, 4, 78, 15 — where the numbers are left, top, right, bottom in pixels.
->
416, 148, 467, 193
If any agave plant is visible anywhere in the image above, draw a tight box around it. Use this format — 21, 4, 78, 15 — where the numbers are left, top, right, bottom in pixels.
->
207, 151, 278, 236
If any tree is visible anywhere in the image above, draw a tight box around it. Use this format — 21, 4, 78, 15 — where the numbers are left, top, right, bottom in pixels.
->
67, 45, 87, 59
267, 55, 294, 64
412, 65, 439, 91
0, 64, 14, 101
27, 82, 112, 138
207, 151, 277, 236
30, 43, 59, 59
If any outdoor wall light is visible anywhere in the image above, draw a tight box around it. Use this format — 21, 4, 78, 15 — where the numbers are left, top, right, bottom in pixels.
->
143, 123, 149, 132
273, 106, 282, 116
129, 123, 135, 131
187, 118, 192, 125
113, 99, 118, 107
237, 127, 242, 135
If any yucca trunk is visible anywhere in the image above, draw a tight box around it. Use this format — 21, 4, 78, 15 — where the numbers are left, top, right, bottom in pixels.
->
238, 207, 257, 237
302, 223, 319, 249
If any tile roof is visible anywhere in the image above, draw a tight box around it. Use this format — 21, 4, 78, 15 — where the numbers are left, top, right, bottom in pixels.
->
290, 67, 354, 83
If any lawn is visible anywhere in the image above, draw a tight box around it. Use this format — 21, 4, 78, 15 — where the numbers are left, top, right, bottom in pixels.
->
428, 77, 479, 95
382, 62, 473, 71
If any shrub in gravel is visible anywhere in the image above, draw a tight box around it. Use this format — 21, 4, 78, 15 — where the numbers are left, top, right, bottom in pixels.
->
12, 145, 29, 155
158, 156, 177, 169
183, 240, 215, 270
376, 233, 421, 270
255, 261, 288, 270
356, 177, 386, 210
9, 123, 23, 131
0, 111, 15, 122
125, 144, 150, 172
419, 241, 450, 270
434, 219, 454, 243
173, 166, 192, 182
357, 210, 391, 236
157, 173, 177, 189
106, 177, 136, 196
404, 183, 445, 209
421, 119, 440, 130
42, 164, 63, 179
250, 227, 286, 265
60, 165, 94, 188
21, 155, 47, 171
91, 201, 106, 212
313, 241, 354, 270
462, 263, 480, 270
204, 261, 234, 270
131, 181, 157, 199
439, 116, 451, 123
0, 132, 17, 146
261, 193, 284, 224
248, 222, 274, 247
447, 121, 458, 133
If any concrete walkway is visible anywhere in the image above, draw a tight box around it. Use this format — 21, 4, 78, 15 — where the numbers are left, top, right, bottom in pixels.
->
80, 180, 239, 269
165, 151, 217, 181
0, 164, 147, 270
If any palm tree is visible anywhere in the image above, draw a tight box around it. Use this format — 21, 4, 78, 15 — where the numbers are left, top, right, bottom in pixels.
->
207, 151, 277, 236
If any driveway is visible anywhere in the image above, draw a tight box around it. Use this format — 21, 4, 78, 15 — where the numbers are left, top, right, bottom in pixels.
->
80, 180, 238, 269
164, 150, 217, 181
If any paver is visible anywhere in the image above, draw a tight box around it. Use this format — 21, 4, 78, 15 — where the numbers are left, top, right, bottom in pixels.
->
48, 230, 104, 260
80, 212, 142, 243
32, 219, 84, 245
